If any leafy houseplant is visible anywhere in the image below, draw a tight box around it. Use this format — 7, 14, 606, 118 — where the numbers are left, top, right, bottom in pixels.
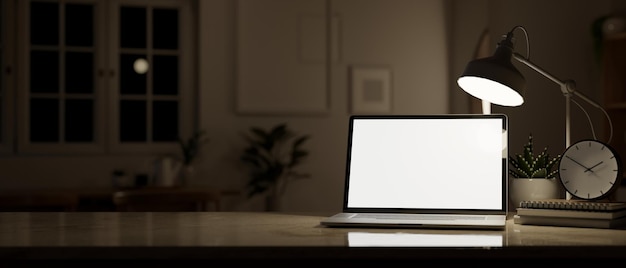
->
509, 133, 560, 179
179, 130, 209, 166
176, 130, 209, 185
240, 123, 310, 202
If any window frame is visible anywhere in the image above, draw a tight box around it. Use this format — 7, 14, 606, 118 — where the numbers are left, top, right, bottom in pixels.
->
14, 0, 195, 155
107, 0, 194, 154
0, 0, 15, 155
17, 0, 107, 154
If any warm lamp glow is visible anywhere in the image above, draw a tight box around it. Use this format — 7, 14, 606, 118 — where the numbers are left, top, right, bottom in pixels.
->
457, 28, 526, 107
457, 76, 524, 106
457, 26, 615, 202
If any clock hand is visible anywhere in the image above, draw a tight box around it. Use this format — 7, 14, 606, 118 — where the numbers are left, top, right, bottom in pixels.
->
584, 161, 603, 173
565, 155, 591, 171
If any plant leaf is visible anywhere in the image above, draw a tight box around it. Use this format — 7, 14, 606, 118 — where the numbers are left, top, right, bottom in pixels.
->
241, 123, 310, 199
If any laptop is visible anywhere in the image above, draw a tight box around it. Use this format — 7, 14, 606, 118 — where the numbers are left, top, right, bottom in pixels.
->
320, 114, 508, 229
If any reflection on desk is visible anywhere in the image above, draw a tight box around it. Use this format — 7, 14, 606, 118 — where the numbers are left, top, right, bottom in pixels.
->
347, 232, 504, 247
0, 212, 626, 265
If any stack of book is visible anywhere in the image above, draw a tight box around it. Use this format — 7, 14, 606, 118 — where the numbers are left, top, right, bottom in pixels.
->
513, 199, 626, 229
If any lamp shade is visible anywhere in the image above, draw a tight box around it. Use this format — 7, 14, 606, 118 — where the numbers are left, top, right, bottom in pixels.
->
457, 37, 526, 107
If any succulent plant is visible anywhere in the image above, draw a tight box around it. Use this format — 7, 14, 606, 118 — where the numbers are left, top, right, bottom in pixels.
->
509, 133, 561, 178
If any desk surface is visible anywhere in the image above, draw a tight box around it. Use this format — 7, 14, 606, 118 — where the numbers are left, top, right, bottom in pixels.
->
1, 212, 625, 264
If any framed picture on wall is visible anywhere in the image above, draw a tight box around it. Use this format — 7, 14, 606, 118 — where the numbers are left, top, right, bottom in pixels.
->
236, 0, 331, 115
350, 65, 392, 114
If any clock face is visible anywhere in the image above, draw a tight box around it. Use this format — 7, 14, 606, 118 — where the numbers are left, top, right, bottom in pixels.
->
558, 139, 622, 200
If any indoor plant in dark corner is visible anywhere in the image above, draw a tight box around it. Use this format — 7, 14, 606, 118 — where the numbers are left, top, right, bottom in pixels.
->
240, 123, 310, 211
177, 129, 209, 186
509, 133, 562, 209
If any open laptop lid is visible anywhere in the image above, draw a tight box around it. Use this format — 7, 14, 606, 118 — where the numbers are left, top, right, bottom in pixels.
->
342, 114, 508, 216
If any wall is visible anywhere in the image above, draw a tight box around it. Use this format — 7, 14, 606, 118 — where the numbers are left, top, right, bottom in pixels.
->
451, 0, 613, 151
449, 0, 626, 200
0, 0, 451, 212
2, 0, 624, 211
200, 0, 626, 209
198, 0, 449, 211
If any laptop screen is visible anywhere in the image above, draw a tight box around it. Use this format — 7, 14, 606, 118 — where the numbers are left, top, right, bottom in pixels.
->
344, 114, 507, 213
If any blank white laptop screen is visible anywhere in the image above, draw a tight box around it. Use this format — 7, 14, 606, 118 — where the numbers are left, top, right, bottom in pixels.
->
346, 115, 506, 211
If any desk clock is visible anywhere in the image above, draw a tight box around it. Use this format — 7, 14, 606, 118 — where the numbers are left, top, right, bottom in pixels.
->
558, 139, 622, 200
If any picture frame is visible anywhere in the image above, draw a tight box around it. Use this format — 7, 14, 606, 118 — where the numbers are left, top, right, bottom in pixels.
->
235, 0, 330, 115
350, 66, 392, 114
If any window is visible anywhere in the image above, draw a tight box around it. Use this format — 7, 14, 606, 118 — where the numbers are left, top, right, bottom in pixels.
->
0, 0, 15, 154
108, 1, 194, 153
17, 0, 105, 154
15, 0, 194, 155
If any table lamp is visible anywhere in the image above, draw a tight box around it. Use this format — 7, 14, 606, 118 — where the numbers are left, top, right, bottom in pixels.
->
457, 25, 613, 150
457, 25, 614, 200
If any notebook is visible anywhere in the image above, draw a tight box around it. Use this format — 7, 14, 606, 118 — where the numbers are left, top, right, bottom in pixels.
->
320, 114, 508, 229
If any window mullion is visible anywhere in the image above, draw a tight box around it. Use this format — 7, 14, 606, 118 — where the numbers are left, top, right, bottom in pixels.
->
59, 1, 65, 144
146, 5, 153, 143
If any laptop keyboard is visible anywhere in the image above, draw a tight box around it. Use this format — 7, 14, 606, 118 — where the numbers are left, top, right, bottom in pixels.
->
354, 213, 487, 221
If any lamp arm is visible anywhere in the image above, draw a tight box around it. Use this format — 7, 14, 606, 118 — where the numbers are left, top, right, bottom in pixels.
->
512, 52, 613, 148
512, 52, 602, 108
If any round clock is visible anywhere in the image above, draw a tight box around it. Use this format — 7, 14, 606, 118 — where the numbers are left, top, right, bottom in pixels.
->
558, 139, 623, 200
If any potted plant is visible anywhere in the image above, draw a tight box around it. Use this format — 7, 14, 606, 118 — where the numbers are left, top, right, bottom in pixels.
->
509, 133, 563, 209
176, 130, 209, 185
179, 130, 209, 166
240, 123, 310, 211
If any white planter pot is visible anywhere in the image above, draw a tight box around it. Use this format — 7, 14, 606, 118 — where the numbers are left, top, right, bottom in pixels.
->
509, 177, 563, 210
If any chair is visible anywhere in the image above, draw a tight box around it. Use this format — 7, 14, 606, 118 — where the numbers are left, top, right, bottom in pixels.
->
112, 188, 221, 212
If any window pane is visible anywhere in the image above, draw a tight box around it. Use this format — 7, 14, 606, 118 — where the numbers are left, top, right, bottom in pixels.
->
30, 98, 59, 142
153, 8, 178, 49
66, 4, 93, 47
152, 100, 178, 141
120, 7, 146, 49
65, 52, 93, 94
153, 55, 178, 95
120, 54, 147, 95
30, 1, 59, 45
31, 50, 59, 93
65, 99, 93, 142
120, 100, 146, 142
